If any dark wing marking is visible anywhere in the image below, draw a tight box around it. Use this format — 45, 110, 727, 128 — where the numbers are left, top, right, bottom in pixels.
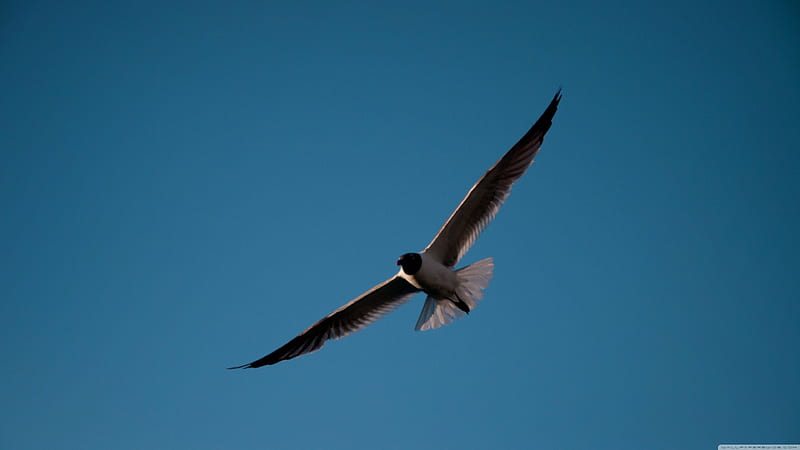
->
228, 276, 420, 368
424, 90, 561, 267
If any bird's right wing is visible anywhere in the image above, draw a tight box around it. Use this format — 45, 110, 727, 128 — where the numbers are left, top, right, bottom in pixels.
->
228, 276, 420, 368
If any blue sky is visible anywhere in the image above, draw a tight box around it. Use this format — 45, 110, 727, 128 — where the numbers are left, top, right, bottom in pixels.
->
1, 1, 798, 449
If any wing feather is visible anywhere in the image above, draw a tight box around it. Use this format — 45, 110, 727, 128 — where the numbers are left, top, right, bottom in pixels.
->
424, 90, 562, 267
228, 276, 420, 368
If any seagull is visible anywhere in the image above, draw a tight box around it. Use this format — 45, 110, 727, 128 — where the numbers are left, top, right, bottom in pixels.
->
229, 90, 561, 368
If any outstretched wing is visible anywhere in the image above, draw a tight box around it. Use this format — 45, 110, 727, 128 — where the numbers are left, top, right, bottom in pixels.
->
424, 90, 561, 268
228, 276, 420, 368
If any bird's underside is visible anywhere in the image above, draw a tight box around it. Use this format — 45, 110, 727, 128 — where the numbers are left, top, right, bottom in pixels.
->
229, 90, 561, 368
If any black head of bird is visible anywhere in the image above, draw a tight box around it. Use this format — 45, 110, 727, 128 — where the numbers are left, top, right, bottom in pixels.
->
396, 253, 422, 275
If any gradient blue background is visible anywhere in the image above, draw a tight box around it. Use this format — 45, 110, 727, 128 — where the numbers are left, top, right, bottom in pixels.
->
2, 1, 798, 449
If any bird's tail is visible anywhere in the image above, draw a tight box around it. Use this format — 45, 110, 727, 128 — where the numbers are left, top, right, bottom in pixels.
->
414, 258, 494, 331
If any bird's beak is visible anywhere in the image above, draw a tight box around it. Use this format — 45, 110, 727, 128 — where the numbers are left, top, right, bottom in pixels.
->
396, 260, 401, 266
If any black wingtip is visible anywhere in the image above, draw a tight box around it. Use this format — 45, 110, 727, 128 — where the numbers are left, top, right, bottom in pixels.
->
226, 363, 252, 370
550, 87, 563, 109
540, 88, 563, 127
508, 88, 562, 153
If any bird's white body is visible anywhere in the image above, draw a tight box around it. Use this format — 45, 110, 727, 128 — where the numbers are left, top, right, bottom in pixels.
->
398, 252, 495, 331
397, 252, 458, 296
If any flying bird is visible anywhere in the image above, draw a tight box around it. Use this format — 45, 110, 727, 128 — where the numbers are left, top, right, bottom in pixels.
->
229, 90, 561, 368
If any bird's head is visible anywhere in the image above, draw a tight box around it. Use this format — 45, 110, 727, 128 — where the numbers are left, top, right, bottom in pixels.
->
396, 253, 422, 275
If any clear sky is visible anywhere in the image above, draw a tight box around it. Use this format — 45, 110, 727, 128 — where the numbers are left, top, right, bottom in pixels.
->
2, 1, 798, 449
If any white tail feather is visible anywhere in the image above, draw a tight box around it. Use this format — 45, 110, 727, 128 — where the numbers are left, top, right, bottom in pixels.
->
414, 258, 494, 331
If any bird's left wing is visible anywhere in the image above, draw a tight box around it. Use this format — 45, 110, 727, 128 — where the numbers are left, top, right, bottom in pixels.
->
423, 90, 561, 267
228, 276, 420, 368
